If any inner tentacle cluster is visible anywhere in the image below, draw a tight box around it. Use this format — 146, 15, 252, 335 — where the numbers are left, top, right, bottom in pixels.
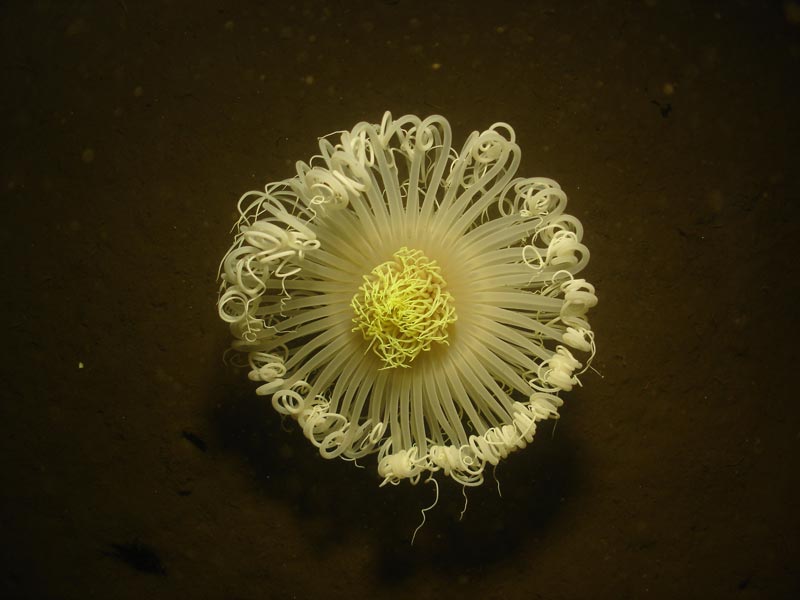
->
351, 247, 456, 369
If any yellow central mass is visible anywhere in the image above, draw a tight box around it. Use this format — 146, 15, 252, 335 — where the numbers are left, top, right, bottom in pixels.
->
351, 247, 457, 369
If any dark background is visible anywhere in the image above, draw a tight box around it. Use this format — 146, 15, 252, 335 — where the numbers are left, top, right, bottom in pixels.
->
2, 1, 799, 598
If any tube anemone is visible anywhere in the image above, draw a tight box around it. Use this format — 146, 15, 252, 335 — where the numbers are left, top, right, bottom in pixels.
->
218, 113, 597, 487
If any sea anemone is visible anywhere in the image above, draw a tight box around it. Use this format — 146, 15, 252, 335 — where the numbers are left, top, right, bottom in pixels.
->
218, 113, 597, 487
